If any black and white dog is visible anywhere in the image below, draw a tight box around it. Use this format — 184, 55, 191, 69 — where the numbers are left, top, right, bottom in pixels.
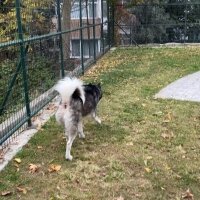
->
55, 77, 102, 160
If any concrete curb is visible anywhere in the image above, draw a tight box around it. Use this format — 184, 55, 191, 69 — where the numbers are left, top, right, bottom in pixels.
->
0, 101, 57, 172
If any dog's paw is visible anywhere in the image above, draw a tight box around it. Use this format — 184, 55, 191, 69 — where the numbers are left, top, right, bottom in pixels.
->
96, 117, 101, 124
78, 132, 85, 139
66, 154, 73, 161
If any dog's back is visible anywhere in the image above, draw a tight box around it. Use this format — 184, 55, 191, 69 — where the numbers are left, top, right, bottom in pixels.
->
55, 77, 85, 126
82, 84, 102, 116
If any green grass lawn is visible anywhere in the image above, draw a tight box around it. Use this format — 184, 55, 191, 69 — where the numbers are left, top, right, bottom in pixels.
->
1, 47, 200, 199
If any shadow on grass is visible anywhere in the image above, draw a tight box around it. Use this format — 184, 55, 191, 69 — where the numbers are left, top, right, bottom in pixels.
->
69, 122, 127, 161
84, 123, 127, 144
18, 117, 127, 162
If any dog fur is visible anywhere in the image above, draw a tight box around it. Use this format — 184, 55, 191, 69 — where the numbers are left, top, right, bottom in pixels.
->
55, 77, 102, 160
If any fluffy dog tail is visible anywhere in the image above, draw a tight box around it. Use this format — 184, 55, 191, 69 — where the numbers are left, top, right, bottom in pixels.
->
55, 77, 85, 105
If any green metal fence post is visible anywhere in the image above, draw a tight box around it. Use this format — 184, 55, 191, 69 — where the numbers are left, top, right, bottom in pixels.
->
145, 4, 147, 44
92, 0, 96, 61
107, 0, 111, 49
79, 0, 84, 74
56, 0, 65, 78
101, 0, 104, 53
111, 2, 115, 46
86, 0, 91, 58
15, 0, 31, 126
184, 0, 188, 44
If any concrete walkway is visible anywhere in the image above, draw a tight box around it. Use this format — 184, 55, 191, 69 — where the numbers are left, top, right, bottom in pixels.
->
155, 71, 200, 103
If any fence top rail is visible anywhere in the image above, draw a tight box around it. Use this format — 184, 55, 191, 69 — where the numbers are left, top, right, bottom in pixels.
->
0, 21, 107, 49
124, 2, 200, 6
118, 22, 200, 26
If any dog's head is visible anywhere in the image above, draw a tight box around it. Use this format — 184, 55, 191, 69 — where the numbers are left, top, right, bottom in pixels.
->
96, 83, 103, 100
84, 82, 103, 101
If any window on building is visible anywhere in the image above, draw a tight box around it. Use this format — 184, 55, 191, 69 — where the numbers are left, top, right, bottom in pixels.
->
71, 40, 80, 57
83, 39, 99, 57
71, 39, 99, 57
71, 0, 97, 19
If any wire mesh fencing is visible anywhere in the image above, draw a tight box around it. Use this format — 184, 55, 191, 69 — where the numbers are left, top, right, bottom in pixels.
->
0, 0, 113, 150
115, 0, 200, 45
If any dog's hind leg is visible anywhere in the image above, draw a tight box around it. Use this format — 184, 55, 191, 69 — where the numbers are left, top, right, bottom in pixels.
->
65, 130, 77, 161
78, 121, 85, 138
91, 110, 101, 124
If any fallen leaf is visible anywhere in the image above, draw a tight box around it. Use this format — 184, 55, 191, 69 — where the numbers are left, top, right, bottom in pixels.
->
144, 156, 152, 166
56, 185, 61, 190
135, 193, 142, 197
116, 196, 124, 200
182, 155, 186, 159
153, 111, 163, 116
29, 164, 39, 173
1, 191, 12, 196
161, 132, 174, 139
14, 158, 21, 164
166, 112, 173, 121
161, 133, 169, 139
14, 163, 19, 168
0, 150, 4, 160
146, 156, 153, 160
176, 174, 182, 179
37, 146, 43, 149
31, 116, 37, 122
182, 189, 194, 199
193, 116, 200, 122
177, 145, 186, 154
16, 187, 27, 194
33, 119, 42, 130
144, 167, 151, 173
126, 142, 134, 146
144, 159, 148, 166
163, 120, 170, 123
48, 164, 61, 173
164, 164, 171, 171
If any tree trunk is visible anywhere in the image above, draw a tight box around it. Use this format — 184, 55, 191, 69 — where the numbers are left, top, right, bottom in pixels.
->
61, 0, 71, 62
